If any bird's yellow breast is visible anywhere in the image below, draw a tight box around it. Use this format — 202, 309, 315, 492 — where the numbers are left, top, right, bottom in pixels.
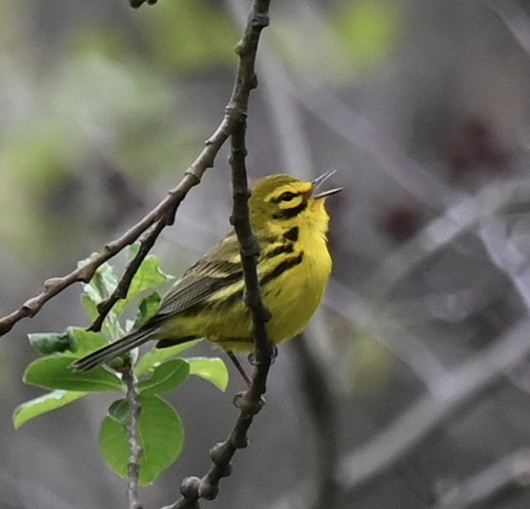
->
263, 229, 331, 342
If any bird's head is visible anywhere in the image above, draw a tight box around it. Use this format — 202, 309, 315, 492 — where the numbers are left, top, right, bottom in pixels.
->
249, 172, 342, 233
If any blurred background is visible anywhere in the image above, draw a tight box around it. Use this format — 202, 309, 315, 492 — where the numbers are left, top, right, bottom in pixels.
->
2, 0, 530, 508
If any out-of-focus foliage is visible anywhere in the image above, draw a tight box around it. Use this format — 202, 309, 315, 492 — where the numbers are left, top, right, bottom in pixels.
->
332, 0, 402, 72
272, 0, 402, 79
142, 0, 238, 71
0, 1, 231, 263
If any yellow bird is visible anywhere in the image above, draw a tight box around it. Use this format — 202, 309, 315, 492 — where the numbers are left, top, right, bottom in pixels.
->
73, 172, 341, 372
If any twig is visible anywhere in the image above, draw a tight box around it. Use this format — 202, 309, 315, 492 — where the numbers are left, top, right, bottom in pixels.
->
88, 214, 171, 332
226, 0, 315, 177
225, 4, 340, 503
122, 366, 143, 509
161, 1, 272, 507
228, 7, 273, 366
229, 113, 274, 371
336, 318, 530, 495
433, 449, 530, 509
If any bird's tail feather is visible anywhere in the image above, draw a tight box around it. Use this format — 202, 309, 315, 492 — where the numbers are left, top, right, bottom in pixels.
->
71, 327, 157, 371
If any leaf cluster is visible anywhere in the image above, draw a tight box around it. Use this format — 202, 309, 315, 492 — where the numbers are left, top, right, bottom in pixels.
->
14, 250, 229, 485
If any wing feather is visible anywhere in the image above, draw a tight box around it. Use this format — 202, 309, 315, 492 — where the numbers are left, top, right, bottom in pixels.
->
153, 233, 243, 318
148, 230, 279, 322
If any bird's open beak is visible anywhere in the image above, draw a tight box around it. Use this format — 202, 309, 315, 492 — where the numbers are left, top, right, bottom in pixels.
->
311, 170, 343, 199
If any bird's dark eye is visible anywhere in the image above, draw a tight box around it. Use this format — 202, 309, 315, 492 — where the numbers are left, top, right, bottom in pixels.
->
279, 191, 295, 202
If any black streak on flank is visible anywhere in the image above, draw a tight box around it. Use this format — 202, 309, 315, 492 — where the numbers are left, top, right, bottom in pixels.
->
266, 243, 295, 258
283, 226, 299, 242
260, 252, 304, 287
273, 201, 307, 220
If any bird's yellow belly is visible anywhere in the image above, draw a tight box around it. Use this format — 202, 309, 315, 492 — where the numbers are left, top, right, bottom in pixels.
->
263, 241, 331, 342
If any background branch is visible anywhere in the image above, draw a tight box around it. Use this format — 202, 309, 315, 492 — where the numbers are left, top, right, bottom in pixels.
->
337, 318, 530, 494
291, 337, 340, 509
433, 449, 530, 509
366, 179, 530, 297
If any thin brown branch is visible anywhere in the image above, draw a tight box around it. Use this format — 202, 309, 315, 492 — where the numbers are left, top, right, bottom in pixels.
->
225, 8, 343, 507
226, 0, 275, 411
229, 111, 273, 364
88, 212, 172, 332
122, 366, 143, 509
161, 1, 272, 508
337, 318, 530, 495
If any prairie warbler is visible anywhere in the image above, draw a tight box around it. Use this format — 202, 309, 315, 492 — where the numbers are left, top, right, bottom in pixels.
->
73, 172, 341, 372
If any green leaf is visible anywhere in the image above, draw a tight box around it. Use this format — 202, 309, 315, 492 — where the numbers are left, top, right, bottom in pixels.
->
13, 390, 87, 429
99, 395, 184, 485
138, 359, 189, 396
108, 399, 130, 425
134, 292, 162, 329
28, 331, 76, 355
83, 263, 119, 303
80, 263, 123, 337
68, 327, 110, 357
81, 293, 99, 320
134, 339, 202, 376
187, 357, 229, 392
114, 255, 169, 314
102, 311, 125, 342
127, 243, 141, 258
24, 356, 123, 392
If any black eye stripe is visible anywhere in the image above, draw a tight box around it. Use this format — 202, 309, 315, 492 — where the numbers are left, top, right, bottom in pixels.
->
270, 191, 301, 203
280, 192, 295, 201
273, 201, 307, 220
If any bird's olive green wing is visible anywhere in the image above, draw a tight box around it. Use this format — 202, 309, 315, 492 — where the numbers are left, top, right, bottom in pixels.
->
152, 233, 244, 318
